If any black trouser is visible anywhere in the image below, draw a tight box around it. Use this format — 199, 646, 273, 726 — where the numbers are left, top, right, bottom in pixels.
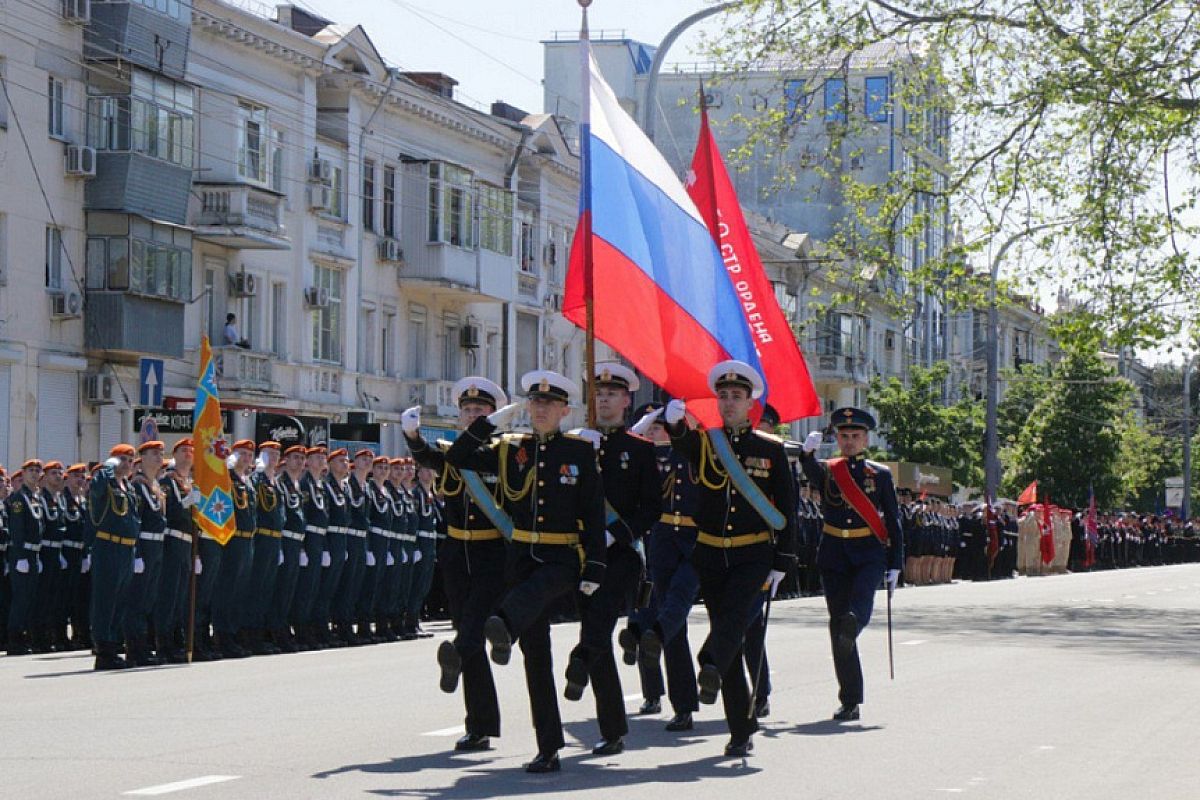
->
694, 556, 771, 742
441, 536, 507, 738
34, 544, 65, 642
335, 530, 367, 627
498, 550, 578, 756
743, 594, 771, 706
155, 534, 191, 640
270, 534, 304, 632
819, 537, 886, 707
213, 534, 253, 637
571, 544, 641, 741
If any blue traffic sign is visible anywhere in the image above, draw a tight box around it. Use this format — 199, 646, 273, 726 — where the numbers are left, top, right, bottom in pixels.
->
139, 357, 164, 407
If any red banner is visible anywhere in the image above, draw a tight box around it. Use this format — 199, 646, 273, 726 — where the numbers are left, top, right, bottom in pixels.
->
686, 107, 821, 424
1039, 498, 1055, 565
1017, 480, 1038, 506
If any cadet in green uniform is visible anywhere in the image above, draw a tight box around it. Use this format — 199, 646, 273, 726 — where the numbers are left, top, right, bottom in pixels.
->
664, 361, 798, 756
34, 461, 68, 652
7, 460, 47, 656
293, 447, 329, 650
0, 467, 10, 652
338, 450, 373, 645
212, 439, 257, 659
245, 441, 284, 655
314, 449, 350, 647
445, 370, 606, 774
62, 464, 92, 650
89, 445, 142, 670
158, 440, 200, 664
123, 442, 169, 666
270, 445, 307, 652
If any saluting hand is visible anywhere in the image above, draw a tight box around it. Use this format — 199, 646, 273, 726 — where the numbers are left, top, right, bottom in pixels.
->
486, 402, 523, 429
802, 431, 823, 454
664, 399, 686, 425
401, 405, 422, 435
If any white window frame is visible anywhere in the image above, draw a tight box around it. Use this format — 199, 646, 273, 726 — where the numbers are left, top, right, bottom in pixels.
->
237, 101, 269, 185
311, 262, 343, 364
48, 76, 66, 139
45, 226, 64, 290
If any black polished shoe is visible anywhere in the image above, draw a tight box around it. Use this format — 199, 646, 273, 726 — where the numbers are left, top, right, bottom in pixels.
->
638, 628, 662, 669
563, 654, 589, 702
483, 616, 511, 666
638, 698, 661, 715
617, 627, 638, 666
698, 663, 721, 705
754, 698, 770, 718
665, 712, 694, 732
437, 640, 462, 694
724, 736, 754, 757
524, 751, 561, 774
832, 703, 860, 721
591, 737, 624, 756
454, 733, 491, 752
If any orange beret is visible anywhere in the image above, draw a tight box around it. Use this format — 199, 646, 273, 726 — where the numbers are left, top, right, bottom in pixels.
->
328, 448, 348, 460
305, 446, 327, 457
173, 437, 194, 451
233, 439, 256, 452
90, 463, 104, 474
388, 458, 404, 466
372, 456, 389, 466
353, 448, 375, 460
0, 466, 7, 477
138, 440, 165, 453
283, 445, 306, 457
43, 461, 64, 471
66, 463, 88, 475
258, 441, 281, 451
110, 444, 136, 457
22, 459, 44, 470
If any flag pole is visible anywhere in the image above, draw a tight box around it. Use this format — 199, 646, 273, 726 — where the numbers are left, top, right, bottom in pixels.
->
579, 0, 596, 428
186, 510, 198, 663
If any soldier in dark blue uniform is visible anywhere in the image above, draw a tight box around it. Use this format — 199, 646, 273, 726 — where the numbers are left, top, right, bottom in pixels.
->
314, 448, 350, 648
157, 440, 199, 664
0, 467, 10, 652
338, 450, 373, 645
359, 456, 393, 642
89, 445, 141, 670
7, 460, 47, 656
378, 459, 410, 642
405, 464, 441, 638
212, 440, 257, 659
664, 361, 798, 756
293, 447, 329, 650
35, 461, 69, 652
445, 369, 606, 774
799, 407, 903, 721
270, 445, 307, 653
404, 376, 509, 752
390, 459, 419, 639
123, 442, 169, 666
244, 441, 284, 655
62, 464, 92, 650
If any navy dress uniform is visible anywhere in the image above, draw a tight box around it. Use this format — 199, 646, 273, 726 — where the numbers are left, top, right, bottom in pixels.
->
388, 468, 419, 638
122, 443, 169, 666
0, 468, 12, 652
157, 442, 199, 664
245, 442, 285, 655
405, 376, 509, 752
405, 480, 441, 637
6, 461, 47, 656
293, 448, 329, 648
212, 442, 257, 659
445, 370, 606, 773
270, 449, 308, 652
89, 446, 142, 670
35, 463, 69, 652
665, 361, 798, 755
800, 407, 904, 720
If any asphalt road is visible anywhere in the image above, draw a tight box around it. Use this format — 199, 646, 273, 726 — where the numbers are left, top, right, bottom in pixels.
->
3, 565, 1198, 799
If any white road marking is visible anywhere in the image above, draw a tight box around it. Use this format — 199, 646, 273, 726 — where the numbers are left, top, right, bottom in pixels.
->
420, 725, 465, 737
1038, 745, 1055, 751
124, 776, 240, 796
900, 639, 927, 646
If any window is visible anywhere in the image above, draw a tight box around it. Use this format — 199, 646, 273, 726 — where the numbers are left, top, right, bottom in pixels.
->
361, 306, 376, 372
126, 0, 186, 21
783, 79, 807, 124
865, 76, 890, 122
329, 164, 345, 219
479, 183, 514, 255
361, 159, 376, 231
441, 313, 460, 380
382, 165, 397, 238
519, 212, 537, 273
381, 311, 396, 376
271, 282, 286, 358
311, 263, 343, 363
45, 227, 63, 290
428, 162, 474, 247
48, 76, 66, 138
408, 303, 428, 377
823, 77, 846, 123
87, 70, 194, 167
203, 266, 219, 340
237, 102, 268, 183
242, 288, 258, 350
270, 129, 285, 193
84, 213, 192, 301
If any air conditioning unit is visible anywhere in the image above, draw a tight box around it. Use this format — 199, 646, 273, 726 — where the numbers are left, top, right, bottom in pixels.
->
62, 0, 90, 23
50, 291, 82, 319
308, 183, 333, 211
82, 372, 114, 405
228, 271, 258, 297
377, 237, 404, 263
310, 158, 332, 182
459, 325, 480, 349
64, 145, 96, 177
303, 286, 330, 308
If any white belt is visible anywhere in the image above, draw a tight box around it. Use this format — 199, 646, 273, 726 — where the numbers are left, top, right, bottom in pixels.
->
417, 530, 438, 540
44, 541, 63, 549
282, 529, 305, 542
139, 531, 166, 542
165, 529, 192, 542
61, 540, 85, 550
370, 526, 390, 537
345, 528, 368, 538
398, 533, 417, 543
305, 525, 328, 536
26, 543, 43, 552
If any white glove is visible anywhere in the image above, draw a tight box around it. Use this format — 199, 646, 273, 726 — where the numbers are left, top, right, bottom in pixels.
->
412, 548, 423, 564
401, 405, 422, 435
183, 488, 202, 508
36, 558, 43, 574
767, 569, 785, 599
194, 556, 203, 575
630, 407, 664, 436
278, 550, 285, 566
486, 402, 522, 429
386, 552, 396, 566
400, 549, 409, 564
579, 580, 600, 596
299, 551, 309, 568
366, 551, 376, 567
571, 428, 602, 450
133, 557, 145, 574
321, 551, 331, 568
605, 531, 616, 548
105, 457, 121, 469
81, 555, 91, 574
15, 558, 30, 574
886, 569, 900, 592
664, 399, 686, 425
255, 457, 267, 473
803, 431, 823, 453
226, 454, 238, 470
59, 554, 68, 570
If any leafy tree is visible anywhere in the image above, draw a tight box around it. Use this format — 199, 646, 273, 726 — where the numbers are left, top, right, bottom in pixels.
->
996, 362, 1051, 448
1112, 411, 1179, 512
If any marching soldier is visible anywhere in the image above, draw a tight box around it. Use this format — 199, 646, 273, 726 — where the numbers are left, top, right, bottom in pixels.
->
338, 450, 373, 645
270, 445, 308, 652
445, 369, 606, 773
563, 362, 659, 757
293, 446, 329, 650
663, 361, 797, 756
800, 407, 903, 721
212, 440, 256, 659
245, 441, 284, 655
89, 445, 142, 670
403, 375, 509, 752
314, 449, 350, 647
7, 460, 47, 656
123, 442, 168, 666
158, 440, 200, 664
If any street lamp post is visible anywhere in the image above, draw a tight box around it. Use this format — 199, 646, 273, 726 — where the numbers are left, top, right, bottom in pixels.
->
1184, 353, 1193, 521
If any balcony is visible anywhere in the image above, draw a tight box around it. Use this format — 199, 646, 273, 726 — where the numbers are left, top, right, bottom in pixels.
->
190, 184, 290, 250
84, 292, 184, 358
399, 379, 458, 418
86, 2, 191, 80
400, 245, 514, 303
214, 347, 275, 393
807, 350, 868, 386
86, 152, 193, 226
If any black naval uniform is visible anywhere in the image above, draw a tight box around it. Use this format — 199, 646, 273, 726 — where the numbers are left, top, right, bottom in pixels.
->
800, 451, 903, 709
123, 477, 168, 664
407, 432, 507, 742
568, 425, 659, 746
446, 416, 606, 761
6, 485, 46, 655
667, 420, 797, 745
